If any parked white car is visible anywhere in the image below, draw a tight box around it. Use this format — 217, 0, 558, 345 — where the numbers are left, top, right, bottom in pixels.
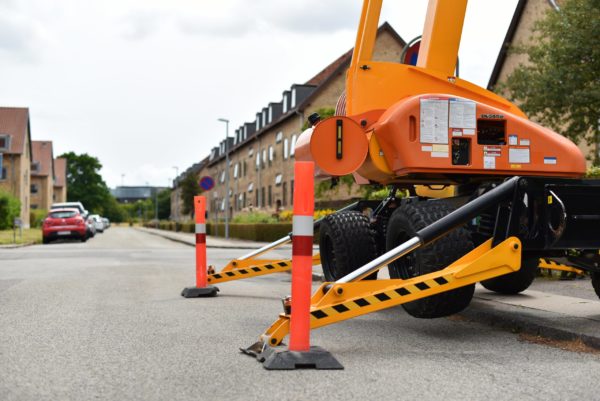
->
89, 214, 104, 233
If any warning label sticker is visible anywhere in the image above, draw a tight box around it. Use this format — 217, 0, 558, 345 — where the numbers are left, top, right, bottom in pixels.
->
449, 99, 476, 129
420, 99, 449, 144
509, 148, 530, 164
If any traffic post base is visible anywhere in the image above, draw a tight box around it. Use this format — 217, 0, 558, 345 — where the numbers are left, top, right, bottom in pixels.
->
181, 285, 219, 298
260, 346, 343, 370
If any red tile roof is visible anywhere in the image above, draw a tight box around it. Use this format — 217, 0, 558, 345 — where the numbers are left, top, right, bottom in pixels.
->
0, 107, 30, 155
53, 157, 67, 187
305, 49, 353, 86
31, 140, 54, 177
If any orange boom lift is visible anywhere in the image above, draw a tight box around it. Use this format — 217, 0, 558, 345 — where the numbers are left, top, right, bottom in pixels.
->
244, 0, 600, 358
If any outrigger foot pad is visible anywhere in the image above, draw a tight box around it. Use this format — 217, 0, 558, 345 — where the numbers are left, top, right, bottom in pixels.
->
181, 286, 219, 298
242, 342, 343, 370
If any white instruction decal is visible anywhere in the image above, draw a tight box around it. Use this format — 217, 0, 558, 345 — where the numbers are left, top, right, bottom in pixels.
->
463, 128, 475, 135
520, 139, 530, 146
449, 99, 476, 129
508, 135, 518, 145
431, 152, 448, 158
421, 145, 433, 152
484, 156, 496, 169
509, 148, 530, 164
420, 99, 449, 144
544, 157, 557, 165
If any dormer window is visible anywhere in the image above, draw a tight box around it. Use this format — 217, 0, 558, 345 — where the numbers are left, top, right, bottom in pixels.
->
268, 106, 273, 123
0, 135, 9, 151
283, 94, 289, 113
256, 118, 260, 131
243, 126, 247, 140
262, 110, 267, 127
291, 88, 297, 108
31, 161, 40, 173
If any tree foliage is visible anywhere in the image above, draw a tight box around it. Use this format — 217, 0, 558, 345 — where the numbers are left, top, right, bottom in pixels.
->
180, 172, 200, 215
157, 188, 172, 220
0, 190, 21, 229
500, 0, 600, 154
59, 151, 112, 213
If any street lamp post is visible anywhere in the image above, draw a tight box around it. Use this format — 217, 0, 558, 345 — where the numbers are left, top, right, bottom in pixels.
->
218, 118, 230, 239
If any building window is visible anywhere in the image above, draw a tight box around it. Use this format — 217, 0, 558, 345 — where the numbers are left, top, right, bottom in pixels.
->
268, 106, 273, 123
0, 135, 10, 151
283, 94, 288, 113
290, 134, 298, 156
255, 189, 259, 207
268, 146, 274, 163
30, 184, 38, 194
248, 148, 253, 158
233, 163, 239, 179
275, 131, 283, 143
255, 119, 260, 131
255, 153, 260, 170
31, 204, 38, 210
220, 170, 225, 183
283, 138, 289, 159
262, 110, 267, 127
275, 174, 282, 186
0, 167, 6, 181
262, 149, 267, 168
247, 182, 254, 192
261, 187, 265, 207
31, 161, 40, 173
268, 185, 272, 207
291, 88, 297, 108
243, 126, 247, 140
243, 192, 247, 208
243, 161, 247, 177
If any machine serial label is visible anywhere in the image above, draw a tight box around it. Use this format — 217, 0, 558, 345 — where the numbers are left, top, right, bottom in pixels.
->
480, 114, 504, 119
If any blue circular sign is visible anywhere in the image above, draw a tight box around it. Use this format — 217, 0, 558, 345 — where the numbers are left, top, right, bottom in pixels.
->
199, 176, 215, 191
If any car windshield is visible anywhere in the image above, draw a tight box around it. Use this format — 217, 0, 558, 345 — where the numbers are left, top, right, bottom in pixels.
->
49, 211, 78, 219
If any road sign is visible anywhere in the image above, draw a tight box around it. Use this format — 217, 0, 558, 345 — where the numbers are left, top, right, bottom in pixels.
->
199, 176, 215, 191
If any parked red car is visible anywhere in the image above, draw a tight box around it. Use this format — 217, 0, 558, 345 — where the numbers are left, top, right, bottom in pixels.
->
42, 208, 88, 244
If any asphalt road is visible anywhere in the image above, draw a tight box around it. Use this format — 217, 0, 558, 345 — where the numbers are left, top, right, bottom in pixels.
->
1, 227, 599, 401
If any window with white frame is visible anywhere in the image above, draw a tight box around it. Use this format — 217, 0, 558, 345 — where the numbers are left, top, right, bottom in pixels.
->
283, 94, 288, 113
247, 182, 254, 192
31, 161, 40, 173
30, 184, 38, 193
268, 106, 273, 123
268, 146, 274, 163
291, 88, 297, 108
262, 149, 267, 167
262, 110, 267, 127
283, 138, 289, 159
255, 153, 260, 170
255, 118, 260, 131
220, 170, 225, 183
233, 163, 239, 179
248, 148, 254, 158
243, 126, 247, 140
0, 135, 10, 151
275, 131, 283, 143
290, 134, 298, 156
275, 174, 282, 186
220, 199, 225, 211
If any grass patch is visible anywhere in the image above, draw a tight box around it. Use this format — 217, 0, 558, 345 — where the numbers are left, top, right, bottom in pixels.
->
0, 228, 42, 245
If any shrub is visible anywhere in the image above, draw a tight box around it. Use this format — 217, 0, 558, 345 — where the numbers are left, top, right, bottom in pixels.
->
279, 209, 334, 222
30, 209, 48, 228
586, 166, 600, 178
0, 190, 21, 230
232, 212, 278, 224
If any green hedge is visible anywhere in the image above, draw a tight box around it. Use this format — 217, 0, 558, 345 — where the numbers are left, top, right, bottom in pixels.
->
0, 190, 21, 230
30, 209, 48, 228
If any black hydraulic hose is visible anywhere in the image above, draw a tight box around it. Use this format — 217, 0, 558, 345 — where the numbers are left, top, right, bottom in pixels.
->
417, 176, 520, 244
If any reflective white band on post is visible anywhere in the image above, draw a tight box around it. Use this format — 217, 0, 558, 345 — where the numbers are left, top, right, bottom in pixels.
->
292, 215, 314, 236
195, 223, 206, 234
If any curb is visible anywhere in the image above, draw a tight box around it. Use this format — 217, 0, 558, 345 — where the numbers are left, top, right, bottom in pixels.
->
460, 298, 600, 351
0, 242, 35, 249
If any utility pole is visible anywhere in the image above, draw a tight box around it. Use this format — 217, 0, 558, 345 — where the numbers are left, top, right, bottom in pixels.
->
218, 118, 230, 239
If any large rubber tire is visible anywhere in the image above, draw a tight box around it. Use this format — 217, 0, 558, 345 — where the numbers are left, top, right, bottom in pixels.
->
386, 200, 475, 318
319, 211, 378, 281
592, 272, 600, 300
480, 255, 538, 294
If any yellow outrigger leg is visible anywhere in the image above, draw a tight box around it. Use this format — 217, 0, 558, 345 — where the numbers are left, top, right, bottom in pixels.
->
538, 258, 584, 275
255, 237, 521, 347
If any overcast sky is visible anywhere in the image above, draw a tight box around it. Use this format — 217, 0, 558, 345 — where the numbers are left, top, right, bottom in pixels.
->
0, 0, 519, 188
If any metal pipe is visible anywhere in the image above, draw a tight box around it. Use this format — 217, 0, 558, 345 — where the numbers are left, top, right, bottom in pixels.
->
336, 237, 422, 283
238, 235, 292, 261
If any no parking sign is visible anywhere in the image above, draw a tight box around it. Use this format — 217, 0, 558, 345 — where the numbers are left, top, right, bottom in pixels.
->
199, 176, 215, 191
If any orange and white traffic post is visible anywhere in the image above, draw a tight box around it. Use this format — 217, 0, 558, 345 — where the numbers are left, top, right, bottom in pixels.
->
260, 161, 342, 370
181, 195, 219, 298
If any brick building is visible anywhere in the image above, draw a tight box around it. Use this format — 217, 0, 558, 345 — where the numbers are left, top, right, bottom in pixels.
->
31, 140, 55, 211
171, 23, 406, 221
488, 0, 597, 163
53, 157, 67, 203
0, 107, 33, 227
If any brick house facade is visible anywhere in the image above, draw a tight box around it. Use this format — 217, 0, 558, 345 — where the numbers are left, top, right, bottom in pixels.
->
171, 23, 405, 221
31, 140, 55, 211
0, 107, 33, 227
53, 157, 67, 204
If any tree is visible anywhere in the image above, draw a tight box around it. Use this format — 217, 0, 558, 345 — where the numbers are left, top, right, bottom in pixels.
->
180, 172, 200, 216
500, 0, 600, 158
157, 188, 172, 220
59, 152, 111, 213
0, 190, 21, 229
